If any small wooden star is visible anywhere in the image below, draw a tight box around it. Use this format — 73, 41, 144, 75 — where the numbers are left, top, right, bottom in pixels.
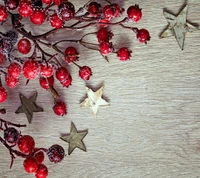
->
60, 122, 88, 155
15, 92, 43, 124
80, 86, 110, 116
160, 5, 199, 50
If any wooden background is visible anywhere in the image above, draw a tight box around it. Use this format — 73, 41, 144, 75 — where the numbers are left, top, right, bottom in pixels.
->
0, 0, 200, 177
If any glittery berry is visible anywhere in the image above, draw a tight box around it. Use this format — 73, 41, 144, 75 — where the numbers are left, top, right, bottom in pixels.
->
35, 164, 48, 178
0, 87, 7, 103
0, 5, 8, 22
23, 156, 38, 173
79, 66, 92, 80
18, 135, 35, 154
60, 74, 72, 88
47, 144, 65, 163
4, 127, 20, 144
39, 76, 54, 90
127, 5, 142, 22
55, 67, 69, 82
65, 46, 79, 64
18, 0, 33, 18
17, 38, 31, 54
99, 42, 113, 55
58, 1, 75, 21
50, 13, 63, 29
117, 47, 132, 61
137, 28, 151, 43
40, 63, 53, 78
5, 75, 19, 88
23, 59, 40, 80
7, 62, 21, 78
53, 101, 67, 116
5, 0, 19, 10
30, 9, 46, 25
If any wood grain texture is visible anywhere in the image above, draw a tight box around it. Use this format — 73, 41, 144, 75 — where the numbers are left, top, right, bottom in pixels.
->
0, 0, 200, 177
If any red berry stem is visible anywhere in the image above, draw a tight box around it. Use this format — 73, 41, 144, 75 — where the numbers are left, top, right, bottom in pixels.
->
0, 118, 26, 129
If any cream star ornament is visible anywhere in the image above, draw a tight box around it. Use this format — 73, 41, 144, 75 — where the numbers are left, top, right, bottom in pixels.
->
60, 122, 88, 155
80, 86, 110, 116
160, 5, 199, 50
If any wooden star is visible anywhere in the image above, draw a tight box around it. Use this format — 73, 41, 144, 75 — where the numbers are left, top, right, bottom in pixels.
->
60, 122, 88, 155
160, 5, 199, 50
80, 86, 110, 116
15, 92, 43, 124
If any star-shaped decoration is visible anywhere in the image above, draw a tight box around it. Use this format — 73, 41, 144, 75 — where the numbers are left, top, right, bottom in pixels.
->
160, 5, 199, 50
15, 92, 43, 124
80, 86, 110, 116
60, 122, 88, 155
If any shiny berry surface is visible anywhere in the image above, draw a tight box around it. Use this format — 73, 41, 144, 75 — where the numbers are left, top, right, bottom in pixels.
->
53, 101, 67, 116
47, 144, 65, 163
60, 74, 72, 88
0, 5, 8, 22
137, 28, 150, 43
50, 13, 63, 28
4, 127, 20, 144
99, 42, 113, 55
55, 67, 69, 81
5, 0, 19, 10
127, 5, 142, 22
42, 0, 52, 4
0, 87, 7, 103
79, 66, 92, 80
8, 62, 21, 78
18, 135, 35, 154
35, 164, 48, 178
18, 1, 33, 17
65, 46, 79, 63
17, 38, 31, 54
30, 9, 46, 25
117, 47, 132, 61
58, 2, 75, 21
5, 75, 19, 88
40, 63, 53, 78
23, 157, 38, 173
88, 2, 101, 16
23, 59, 40, 80
33, 151, 45, 164
97, 28, 113, 43
39, 76, 54, 90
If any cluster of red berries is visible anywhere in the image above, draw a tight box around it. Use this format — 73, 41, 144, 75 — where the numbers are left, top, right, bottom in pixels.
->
0, 118, 65, 178
0, 0, 150, 116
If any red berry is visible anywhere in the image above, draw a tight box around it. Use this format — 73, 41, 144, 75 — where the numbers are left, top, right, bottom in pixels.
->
40, 63, 53, 78
30, 9, 46, 25
60, 74, 72, 88
5, 0, 19, 10
8, 62, 21, 78
65, 47, 79, 64
42, 0, 52, 4
35, 164, 48, 178
5, 75, 19, 88
88, 2, 101, 16
47, 144, 65, 163
50, 13, 63, 29
98, 19, 110, 28
112, 4, 122, 17
79, 66, 92, 80
23, 59, 40, 80
99, 42, 113, 55
39, 76, 54, 90
17, 38, 31, 54
4, 127, 20, 144
117, 47, 132, 61
58, 2, 75, 21
97, 28, 113, 43
137, 28, 150, 43
18, 135, 35, 154
0, 52, 5, 65
18, 0, 33, 17
55, 67, 69, 82
53, 101, 67, 116
127, 5, 142, 22
54, 0, 61, 5
33, 151, 45, 164
23, 157, 38, 173
0, 87, 7, 103
0, 5, 8, 22
103, 5, 115, 19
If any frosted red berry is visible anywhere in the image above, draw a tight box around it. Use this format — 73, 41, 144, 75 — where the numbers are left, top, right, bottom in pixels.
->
42, 0, 52, 4
88, 2, 101, 16
117, 47, 132, 61
23, 59, 40, 80
97, 28, 113, 43
137, 28, 150, 43
0, 5, 8, 22
30, 9, 46, 25
58, 1, 75, 21
18, 135, 35, 154
23, 156, 38, 173
5, 75, 19, 88
18, 0, 33, 17
55, 67, 69, 82
39, 76, 54, 90
99, 42, 113, 55
17, 38, 31, 54
65, 47, 79, 64
47, 144, 65, 163
5, 0, 19, 10
0, 87, 7, 103
4, 127, 20, 144
33, 151, 45, 164
53, 101, 67, 116
79, 66, 92, 80
35, 164, 48, 178
103, 5, 115, 19
40, 63, 53, 78
50, 13, 63, 29
8, 62, 21, 78
127, 5, 142, 22
60, 74, 72, 88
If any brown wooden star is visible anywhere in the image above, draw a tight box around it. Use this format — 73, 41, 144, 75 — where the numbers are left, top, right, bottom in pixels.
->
60, 122, 88, 155
15, 92, 43, 124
